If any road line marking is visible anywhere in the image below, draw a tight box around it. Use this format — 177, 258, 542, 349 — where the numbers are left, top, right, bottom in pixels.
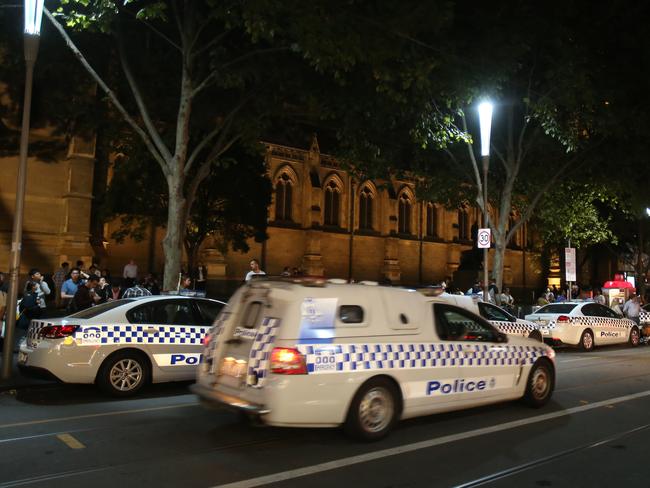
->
558, 357, 599, 363
0, 429, 88, 444
56, 433, 85, 450
0, 402, 198, 430
211, 388, 650, 488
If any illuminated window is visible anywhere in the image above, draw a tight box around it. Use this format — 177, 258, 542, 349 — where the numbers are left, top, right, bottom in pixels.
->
398, 193, 412, 234
359, 187, 373, 230
324, 181, 340, 226
275, 173, 293, 221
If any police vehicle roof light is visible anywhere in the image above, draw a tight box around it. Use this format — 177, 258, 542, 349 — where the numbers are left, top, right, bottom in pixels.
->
416, 286, 445, 297
270, 347, 307, 375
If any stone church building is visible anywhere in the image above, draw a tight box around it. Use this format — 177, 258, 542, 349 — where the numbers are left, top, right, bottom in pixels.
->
0, 131, 544, 294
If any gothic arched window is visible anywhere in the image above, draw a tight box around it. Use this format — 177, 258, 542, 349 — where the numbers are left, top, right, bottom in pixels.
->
426, 204, 438, 237
359, 187, 374, 230
458, 207, 469, 240
275, 173, 293, 221
398, 193, 412, 234
324, 180, 340, 226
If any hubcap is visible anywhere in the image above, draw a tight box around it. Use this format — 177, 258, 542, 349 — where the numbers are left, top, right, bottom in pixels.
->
583, 332, 593, 350
531, 367, 550, 400
358, 387, 394, 433
109, 359, 143, 392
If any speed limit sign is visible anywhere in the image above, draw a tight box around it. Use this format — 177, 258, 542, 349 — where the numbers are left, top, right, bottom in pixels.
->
477, 228, 491, 248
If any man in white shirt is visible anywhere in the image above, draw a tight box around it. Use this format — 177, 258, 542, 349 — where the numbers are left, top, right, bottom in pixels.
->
594, 289, 606, 306
623, 295, 641, 324
245, 259, 266, 281
123, 259, 138, 287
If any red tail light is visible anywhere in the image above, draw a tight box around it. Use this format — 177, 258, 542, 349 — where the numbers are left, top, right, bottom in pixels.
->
270, 347, 307, 375
557, 315, 570, 323
202, 334, 211, 347
39, 325, 79, 339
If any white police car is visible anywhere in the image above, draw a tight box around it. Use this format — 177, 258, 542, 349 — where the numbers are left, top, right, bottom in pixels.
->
428, 292, 543, 342
192, 279, 555, 440
525, 301, 640, 351
18, 296, 225, 396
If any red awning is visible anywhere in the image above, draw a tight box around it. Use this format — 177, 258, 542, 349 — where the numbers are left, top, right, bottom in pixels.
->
603, 280, 635, 290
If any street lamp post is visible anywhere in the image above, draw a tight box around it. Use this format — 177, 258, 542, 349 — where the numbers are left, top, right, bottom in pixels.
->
1, 0, 44, 380
478, 101, 493, 303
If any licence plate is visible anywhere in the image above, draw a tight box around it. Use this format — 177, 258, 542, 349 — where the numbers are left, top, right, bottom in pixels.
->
18, 352, 28, 364
219, 357, 248, 379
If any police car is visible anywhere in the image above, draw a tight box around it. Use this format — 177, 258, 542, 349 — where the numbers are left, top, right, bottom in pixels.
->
429, 293, 543, 342
524, 301, 640, 351
18, 296, 225, 396
191, 279, 555, 440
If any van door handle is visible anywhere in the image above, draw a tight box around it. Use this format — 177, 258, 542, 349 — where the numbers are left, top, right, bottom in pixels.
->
145, 327, 159, 334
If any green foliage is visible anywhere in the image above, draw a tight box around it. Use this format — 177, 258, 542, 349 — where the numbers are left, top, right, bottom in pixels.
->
533, 183, 628, 249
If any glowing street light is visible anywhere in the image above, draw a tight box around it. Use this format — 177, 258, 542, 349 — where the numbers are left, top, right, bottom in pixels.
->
1, 0, 45, 380
478, 101, 493, 302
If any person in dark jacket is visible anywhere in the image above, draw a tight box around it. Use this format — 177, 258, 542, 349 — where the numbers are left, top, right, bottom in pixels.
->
18, 282, 41, 329
72, 275, 100, 312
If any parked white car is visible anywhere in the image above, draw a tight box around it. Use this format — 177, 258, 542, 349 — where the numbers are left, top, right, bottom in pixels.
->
525, 301, 640, 351
18, 296, 225, 396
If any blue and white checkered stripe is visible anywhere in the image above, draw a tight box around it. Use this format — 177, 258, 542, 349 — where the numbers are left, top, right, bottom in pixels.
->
490, 320, 537, 337
298, 343, 548, 373
640, 311, 650, 325
247, 317, 281, 387
545, 316, 634, 330
93, 325, 209, 344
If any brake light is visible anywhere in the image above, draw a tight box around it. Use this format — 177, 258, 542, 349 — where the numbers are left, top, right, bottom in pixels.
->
39, 325, 79, 339
557, 315, 570, 323
270, 347, 307, 374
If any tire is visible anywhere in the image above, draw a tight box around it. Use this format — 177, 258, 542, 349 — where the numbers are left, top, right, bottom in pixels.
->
344, 377, 399, 441
97, 351, 150, 397
629, 327, 640, 347
579, 329, 594, 352
528, 330, 543, 342
522, 359, 554, 408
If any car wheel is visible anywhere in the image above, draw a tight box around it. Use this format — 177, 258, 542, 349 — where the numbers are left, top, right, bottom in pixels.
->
528, 330, 543, 342
579, 330, 594, 352
98, 351, 149, 397
522, 359, 554, 408
344, 378, 399, 441
629, 327, 640, 347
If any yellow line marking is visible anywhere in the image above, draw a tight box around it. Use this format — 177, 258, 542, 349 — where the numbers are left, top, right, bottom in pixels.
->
56, 433, 85, 450
579, 400, 589, 405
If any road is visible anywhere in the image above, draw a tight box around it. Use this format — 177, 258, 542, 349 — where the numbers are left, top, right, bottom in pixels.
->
1, 345, 650, 488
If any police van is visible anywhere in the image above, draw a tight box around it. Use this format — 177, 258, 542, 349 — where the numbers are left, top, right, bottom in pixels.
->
191, 279, 555, 440
18, 295, 225, 396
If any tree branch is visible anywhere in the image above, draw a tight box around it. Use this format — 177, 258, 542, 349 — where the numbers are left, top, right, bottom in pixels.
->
460, 112, 484, 212
170, 0, 186, 48
117, 29, 173, 164
120, 6, 182, 51
44, 9, 169, 174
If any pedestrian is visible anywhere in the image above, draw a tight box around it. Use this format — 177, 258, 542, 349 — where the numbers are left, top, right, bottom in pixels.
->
623, 294, 641, 324
123, 259, 138, 288
488, 279, 499, 304
76, 260, 90, 280
95, 276, 111, 303
281, 266, 291, 277
16, 282, 41, 346
52, 262, 69, 308
72, 275, 101, 312
28, 268, 51, 311
60, 267, 83, 311
594, 289, 606, 306
179, 274, 192, 292
245, 259, 266, 281
143, 273, 161, 295
195, 262, 207, 291
500, 287, 514, 311
0, 276, 7, 335
109, 281, 123, 301
122, 279, 152, 298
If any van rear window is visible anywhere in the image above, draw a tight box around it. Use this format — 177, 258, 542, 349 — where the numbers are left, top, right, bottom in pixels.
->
339, 305, 364, 324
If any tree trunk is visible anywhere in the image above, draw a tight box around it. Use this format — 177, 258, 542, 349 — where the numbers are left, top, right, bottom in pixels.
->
492, 233, 506, 305
162, 175, 186, 290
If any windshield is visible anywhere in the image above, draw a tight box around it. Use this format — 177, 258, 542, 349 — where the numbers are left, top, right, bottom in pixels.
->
535, 303, 577, 314
68, 299, 136, 319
